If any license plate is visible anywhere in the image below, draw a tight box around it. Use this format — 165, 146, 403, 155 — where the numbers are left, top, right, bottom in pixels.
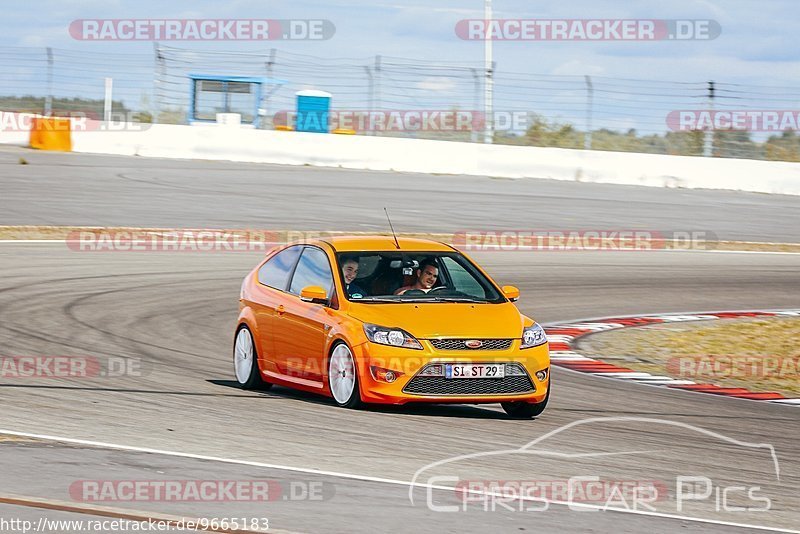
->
445, 363, 505, 379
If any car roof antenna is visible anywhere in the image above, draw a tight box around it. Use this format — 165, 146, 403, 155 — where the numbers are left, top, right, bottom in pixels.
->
384, 207, 401, 250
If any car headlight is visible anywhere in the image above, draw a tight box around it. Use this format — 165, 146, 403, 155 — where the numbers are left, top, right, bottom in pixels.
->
363, 323, 423, 350
521, 323, 547, 349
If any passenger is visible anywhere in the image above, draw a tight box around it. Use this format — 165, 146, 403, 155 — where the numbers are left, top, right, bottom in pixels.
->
394, 259, 439, 295
341, 257, 367, 298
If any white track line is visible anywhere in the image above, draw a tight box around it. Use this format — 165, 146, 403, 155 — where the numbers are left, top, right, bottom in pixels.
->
0, 240, 67, 243
0, 428, 796, 533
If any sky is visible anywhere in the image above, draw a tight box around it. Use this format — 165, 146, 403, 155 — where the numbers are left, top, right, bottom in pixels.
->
2, 0, 798, 135
4, 0, 798, 85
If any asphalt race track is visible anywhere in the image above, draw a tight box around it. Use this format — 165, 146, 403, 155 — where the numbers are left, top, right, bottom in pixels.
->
1, 147, 800, 533
3, 147, 800, 242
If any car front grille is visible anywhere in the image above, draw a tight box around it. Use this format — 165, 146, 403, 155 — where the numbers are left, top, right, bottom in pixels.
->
403, 375, 535, 396
428, 338, 514, 351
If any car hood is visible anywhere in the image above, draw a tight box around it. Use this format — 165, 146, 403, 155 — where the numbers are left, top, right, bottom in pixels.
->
347, 302, 526, 339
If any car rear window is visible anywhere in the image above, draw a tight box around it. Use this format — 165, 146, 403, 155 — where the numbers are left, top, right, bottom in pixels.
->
258, 245, 302, 290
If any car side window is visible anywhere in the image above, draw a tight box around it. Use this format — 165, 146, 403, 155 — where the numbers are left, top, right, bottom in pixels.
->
441, 256, 488, 299
257, 246, 302, 290
289, 247, 334, 297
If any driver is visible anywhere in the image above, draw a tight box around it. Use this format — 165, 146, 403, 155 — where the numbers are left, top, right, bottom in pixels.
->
394, 259, 439, 295
341, 257, 367, 298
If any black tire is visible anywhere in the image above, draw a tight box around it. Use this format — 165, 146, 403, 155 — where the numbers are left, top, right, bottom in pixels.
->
233, 325, 271, 390
502, 380, 550, 419
328, 341, 363, 409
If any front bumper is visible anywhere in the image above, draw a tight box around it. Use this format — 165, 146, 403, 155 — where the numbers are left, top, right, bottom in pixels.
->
353, 339, 550, 405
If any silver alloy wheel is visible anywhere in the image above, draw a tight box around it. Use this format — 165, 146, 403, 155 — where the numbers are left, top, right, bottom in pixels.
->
329, 343, 356, 404
234, 328, 254, 384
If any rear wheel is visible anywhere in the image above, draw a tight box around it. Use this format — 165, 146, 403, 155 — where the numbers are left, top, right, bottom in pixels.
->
502, 380, 550, 419
328, 342, 363, 409
233, 325, 271, 390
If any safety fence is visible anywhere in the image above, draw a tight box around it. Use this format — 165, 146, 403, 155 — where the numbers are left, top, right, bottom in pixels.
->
1, 45, 798, 161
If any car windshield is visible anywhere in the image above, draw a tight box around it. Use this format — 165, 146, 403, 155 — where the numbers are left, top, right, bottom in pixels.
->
336, 251, 504, 303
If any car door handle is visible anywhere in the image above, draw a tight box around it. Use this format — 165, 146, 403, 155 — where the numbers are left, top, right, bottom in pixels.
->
276, 305, 286, 316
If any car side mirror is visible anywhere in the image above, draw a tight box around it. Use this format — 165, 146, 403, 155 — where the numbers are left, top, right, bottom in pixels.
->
300, 285, 329, 305
502, 285, 520, 302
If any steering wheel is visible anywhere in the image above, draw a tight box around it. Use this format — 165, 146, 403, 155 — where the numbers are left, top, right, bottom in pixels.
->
428, 285, 450, 293
402, 289, 426, 296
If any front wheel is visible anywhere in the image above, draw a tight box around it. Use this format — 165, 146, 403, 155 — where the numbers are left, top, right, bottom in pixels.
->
502, 380, 550, 419
328, 342, 363, 409
233, 325, 271, 390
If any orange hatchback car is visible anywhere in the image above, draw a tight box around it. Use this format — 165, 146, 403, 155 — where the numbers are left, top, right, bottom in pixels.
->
234, 236, 550, 418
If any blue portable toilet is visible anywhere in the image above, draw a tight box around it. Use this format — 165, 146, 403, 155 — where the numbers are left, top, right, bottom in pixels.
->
296, 90, 332, 133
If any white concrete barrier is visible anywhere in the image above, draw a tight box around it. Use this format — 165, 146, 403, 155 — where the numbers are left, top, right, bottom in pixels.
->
3, 111, 799, 195
0, 112, 36, 146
